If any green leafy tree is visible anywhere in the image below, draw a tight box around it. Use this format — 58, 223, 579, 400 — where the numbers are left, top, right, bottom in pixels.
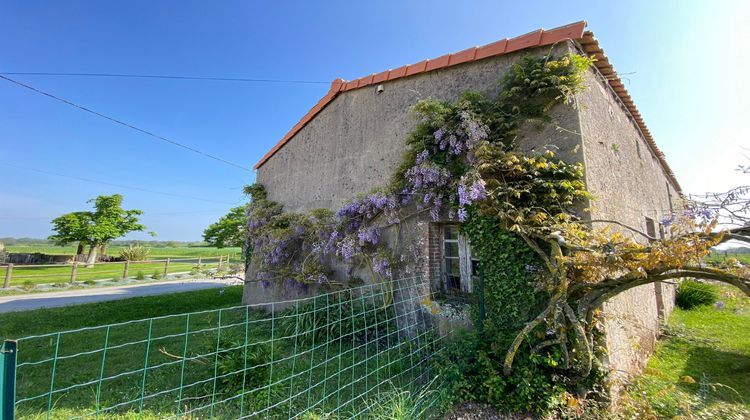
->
203, 205, 247, 248
48, 211, 92, 255
49, 194, 146, 266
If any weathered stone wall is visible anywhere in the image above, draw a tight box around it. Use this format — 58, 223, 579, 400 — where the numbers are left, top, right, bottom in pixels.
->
576, 63, 680, 384
255, 44, 581, 213
249, 42, 681, 392
249, 42, 584, 305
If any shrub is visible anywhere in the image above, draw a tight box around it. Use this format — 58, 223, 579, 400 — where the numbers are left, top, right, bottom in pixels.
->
676, 280, 718, 309
119, 245, 150, 261
135, 271, 145, 280
22, 280, 36, 291
111, 275, 122, 282
84, 279, 96, 286
152, 269, 162, 280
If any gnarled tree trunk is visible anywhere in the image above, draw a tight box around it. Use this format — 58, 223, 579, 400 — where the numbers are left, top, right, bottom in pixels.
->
85, 244, 98, 267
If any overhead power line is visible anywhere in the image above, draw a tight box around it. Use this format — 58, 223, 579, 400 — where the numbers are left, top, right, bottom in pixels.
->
0, 209, 229, 220
0, 75, 251, 172
0, 162, 240, 205
0, 72, 329, 84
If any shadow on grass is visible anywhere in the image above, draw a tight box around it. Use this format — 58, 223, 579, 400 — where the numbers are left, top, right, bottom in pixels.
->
678, 345, 750, 406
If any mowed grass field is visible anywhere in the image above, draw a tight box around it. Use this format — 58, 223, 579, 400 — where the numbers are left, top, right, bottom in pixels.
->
6, 244, 242, 259
4, 258, 224, 287
2, 245, 242, 287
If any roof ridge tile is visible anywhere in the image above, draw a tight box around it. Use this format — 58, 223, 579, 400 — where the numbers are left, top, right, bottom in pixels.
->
252, 20, 681, 194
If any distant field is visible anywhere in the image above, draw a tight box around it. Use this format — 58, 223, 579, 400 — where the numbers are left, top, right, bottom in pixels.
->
706, 252, 750, 264
4, 258, 225, 286
2, 245, 243, 287
5, 244, 242, 258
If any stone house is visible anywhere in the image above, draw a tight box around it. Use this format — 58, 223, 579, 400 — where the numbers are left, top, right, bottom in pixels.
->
246, 21, 680, 381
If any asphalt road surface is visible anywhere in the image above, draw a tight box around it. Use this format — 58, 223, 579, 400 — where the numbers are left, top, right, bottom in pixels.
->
0, 278, 240, 313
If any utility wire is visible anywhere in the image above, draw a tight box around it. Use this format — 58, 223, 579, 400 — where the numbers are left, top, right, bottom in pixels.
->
0, 75, 251, 172
0, 209, 230, 220
0, 162, 240, 205
0, 72, 329, 84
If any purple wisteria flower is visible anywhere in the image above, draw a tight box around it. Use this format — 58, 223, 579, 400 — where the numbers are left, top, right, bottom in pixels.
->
357, 226, 380, 246
372, 256, 392, 278
683, 206, 715, 221
434, 128, 446, 141
458, 184, 470, 206
457, 207, 468, 222
460, 111, 489, 148
265, 239, 291, 265
469, 180, 486, 201
322, 230, 339, 255
337, 192, 398, 233
415, 150, 430, 164
336, 237, 357, 261
405, 163, 450, 190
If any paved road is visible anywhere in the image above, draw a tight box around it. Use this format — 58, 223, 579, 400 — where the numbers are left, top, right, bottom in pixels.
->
0, 278, 241, 313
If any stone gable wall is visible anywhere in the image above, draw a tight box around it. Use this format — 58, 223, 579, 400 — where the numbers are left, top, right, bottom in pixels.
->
576, 65, 679, 384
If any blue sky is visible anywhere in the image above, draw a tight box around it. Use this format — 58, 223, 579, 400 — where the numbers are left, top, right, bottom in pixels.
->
1, 1, 748, 241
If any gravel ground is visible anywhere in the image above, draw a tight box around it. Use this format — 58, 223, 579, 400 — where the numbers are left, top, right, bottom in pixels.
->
444, 402, 536, 420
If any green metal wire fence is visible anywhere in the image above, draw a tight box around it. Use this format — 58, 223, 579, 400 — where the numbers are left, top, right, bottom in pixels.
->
2, 276, 445, 419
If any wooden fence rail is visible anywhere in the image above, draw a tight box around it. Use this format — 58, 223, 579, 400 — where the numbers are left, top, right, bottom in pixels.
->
1, 256, 231, 289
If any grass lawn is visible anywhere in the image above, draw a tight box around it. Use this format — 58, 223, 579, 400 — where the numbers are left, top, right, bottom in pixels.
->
0, 286, 246, 340
4, 259, 223, 287
620, 284, 750, 418
5, 244, 242, 259
1, 283, 440, 419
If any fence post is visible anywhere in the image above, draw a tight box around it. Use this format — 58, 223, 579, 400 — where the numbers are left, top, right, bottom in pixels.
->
164, 258, 170, 277
477, 263, 485, 336
2, 264, 11, 289
218, 255, 224, 269
123, 261, 130, 279
197, 256, 202, 268
70, 263, 78, 284
0, 340, 17, 420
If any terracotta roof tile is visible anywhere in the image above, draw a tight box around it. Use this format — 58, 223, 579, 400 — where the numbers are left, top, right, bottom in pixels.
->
372, 70, 390, 84
405, 60, 428, 76
449, 47, 478, 65
252, 21, 681, 193
425, 54, 451, 71
475, 39, 508, 60
506, 29, 543, 52
388, 65, 408, 80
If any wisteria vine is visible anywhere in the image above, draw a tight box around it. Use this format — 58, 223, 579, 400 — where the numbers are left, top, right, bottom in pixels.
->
244, 52, 594, 291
